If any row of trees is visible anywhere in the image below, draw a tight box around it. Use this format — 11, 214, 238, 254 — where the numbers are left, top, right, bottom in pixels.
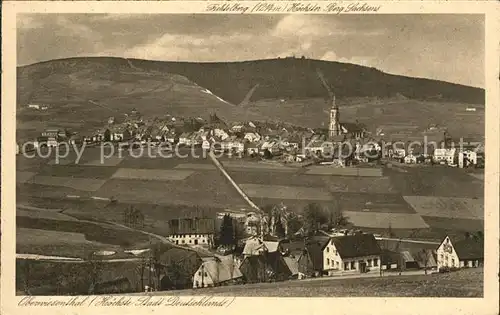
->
123, 206, 145, 228
218, 201, 350, 245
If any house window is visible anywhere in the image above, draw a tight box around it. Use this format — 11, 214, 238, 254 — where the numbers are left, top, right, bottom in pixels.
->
189, 240, 192, 244
198, 271, 201, 276
367, 259, 372, 267
202, 239, 206, 243
182, 240, 185, 244
451, 258, 455, 266
327, 258, 330, 266
326, 247, 329, 253
336, 261, 339, 268
204, 272, 208, 277
351, 261, 355, 270
344, 262, 349, 270
373, 259, 378, 267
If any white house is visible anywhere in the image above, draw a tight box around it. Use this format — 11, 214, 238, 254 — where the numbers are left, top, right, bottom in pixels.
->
178, 132, 191, 145
244, 132, 261, 143
392, 148, 406, 159
459, 150, 477, 168
166, 131, 176, 143
167, 218, 215, 247
436, 235, 483, 269
434, 148, 456, 165
244, 212, 263, 236
232, 140, 244, 154
404, 154, 417, 164
231, 125, 244, 133
246, 142, 259, 156
193, 256, 243, 288
322, 234, 382, 275
214, 128, 229, 141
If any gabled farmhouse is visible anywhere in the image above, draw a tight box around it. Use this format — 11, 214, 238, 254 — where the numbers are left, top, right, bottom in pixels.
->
297, 236, 330, 277
193, 256, 243, 288
166, 218, 215, 247
239, 251, 292, 283
436, 235, 484, 269
322, 233, 382, 275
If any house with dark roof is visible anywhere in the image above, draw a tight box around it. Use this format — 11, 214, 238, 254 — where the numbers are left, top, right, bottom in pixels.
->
297, 236, 330, 277
322, 233, 382, 275
436, 235, 483, 269
166, 218, 216, 248
381, 249, 401, 271
192, 256, 243, 288
239, 251, 292, 283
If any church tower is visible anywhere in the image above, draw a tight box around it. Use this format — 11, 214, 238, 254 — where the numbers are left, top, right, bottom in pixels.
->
329, 95, 341, 139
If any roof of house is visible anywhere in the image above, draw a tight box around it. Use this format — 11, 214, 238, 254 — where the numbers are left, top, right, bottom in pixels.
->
302, 236, 330, 271
242, 238, 265, 256
380, 249, 400, 265
341, 122, 366, 133
203, 258, 243, 283
281, 240, 305, 257
263, 241, 281, 253
453, 237, 484, 260
167, 218, 216, 235
283, 256, 299, 275
330, 234, 381, 259
413, 249, 437, 268
240, 251, 292, 280
400, 250, 415, 263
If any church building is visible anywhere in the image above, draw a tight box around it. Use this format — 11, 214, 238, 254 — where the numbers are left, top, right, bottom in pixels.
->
328, 96, 366, 140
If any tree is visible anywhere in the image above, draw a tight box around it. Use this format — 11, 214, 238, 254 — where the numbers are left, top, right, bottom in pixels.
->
219, 214, 235, 246
387, 222, 395, 238
263, 149, 272, 159
275, 216, 286, 238
86, 252, 104, 294
104, 129, 111, 142
286, 212, 304, 236
19, 260, 32, 295
419, 249, 432, 275
303, 203, 329, 235
327, 197, 349, 229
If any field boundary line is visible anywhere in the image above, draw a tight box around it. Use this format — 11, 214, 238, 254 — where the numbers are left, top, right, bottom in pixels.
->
208, 151, 261, 212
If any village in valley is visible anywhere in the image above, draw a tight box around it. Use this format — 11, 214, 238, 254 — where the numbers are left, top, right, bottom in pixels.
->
16, 67, 485, 296
14, 12, 486, 299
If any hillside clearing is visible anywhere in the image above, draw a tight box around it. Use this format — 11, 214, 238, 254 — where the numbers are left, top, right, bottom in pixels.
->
403, 196, 484, 220
343, 211, 430, 229
240, 184, 333, 201
111, 168, 194, 181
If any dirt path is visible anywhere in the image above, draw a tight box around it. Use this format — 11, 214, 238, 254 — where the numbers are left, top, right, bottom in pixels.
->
238, 83, 260, 107
208, 150, 261, 212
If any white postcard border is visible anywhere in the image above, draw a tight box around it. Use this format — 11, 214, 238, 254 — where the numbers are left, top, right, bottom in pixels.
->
2, 2, 499, 315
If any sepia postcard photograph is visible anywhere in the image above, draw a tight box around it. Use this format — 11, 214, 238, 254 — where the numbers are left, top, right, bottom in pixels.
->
2, 1, 499, 315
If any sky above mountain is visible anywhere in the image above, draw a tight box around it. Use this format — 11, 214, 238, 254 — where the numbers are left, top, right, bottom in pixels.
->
17, 14, 484, 88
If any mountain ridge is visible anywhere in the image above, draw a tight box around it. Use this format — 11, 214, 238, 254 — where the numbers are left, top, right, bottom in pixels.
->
18, 56, 484, 105
16, 56, 484, 140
